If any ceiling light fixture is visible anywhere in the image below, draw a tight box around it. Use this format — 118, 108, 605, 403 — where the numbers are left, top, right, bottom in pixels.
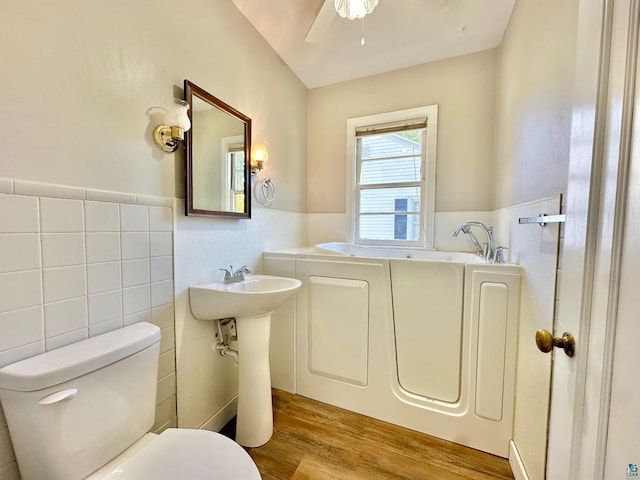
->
334, 0, 379, 20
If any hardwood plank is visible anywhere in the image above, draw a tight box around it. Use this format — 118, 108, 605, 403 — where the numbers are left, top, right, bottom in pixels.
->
292, 455, 376, 480
223, 389, 515, 480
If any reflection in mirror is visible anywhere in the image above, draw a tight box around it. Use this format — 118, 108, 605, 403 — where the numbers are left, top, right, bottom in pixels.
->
185, 80, 252, 217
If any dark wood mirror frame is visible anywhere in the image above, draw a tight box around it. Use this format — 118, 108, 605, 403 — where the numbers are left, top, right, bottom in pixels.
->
184, 79, 252, 218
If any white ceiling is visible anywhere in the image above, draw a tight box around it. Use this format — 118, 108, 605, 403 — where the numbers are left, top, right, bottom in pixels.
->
231, 0, 516, 89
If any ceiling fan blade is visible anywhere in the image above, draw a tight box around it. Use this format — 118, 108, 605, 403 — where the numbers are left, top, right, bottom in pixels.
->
305, 0, 337, 44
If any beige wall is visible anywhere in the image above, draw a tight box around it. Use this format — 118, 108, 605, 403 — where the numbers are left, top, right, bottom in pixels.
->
307, 49, 497, 214
493, 0, 578, 210
494, 0, 579, 478
0, 0, 307, 213
0, 0, 582, 476
0, 1, 307, 477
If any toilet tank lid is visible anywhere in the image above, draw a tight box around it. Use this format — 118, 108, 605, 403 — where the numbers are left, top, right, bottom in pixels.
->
0, 322, 161, 392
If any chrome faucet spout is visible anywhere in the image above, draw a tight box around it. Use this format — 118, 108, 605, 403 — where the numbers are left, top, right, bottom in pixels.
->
451, 222, 496, 261
220, 265, 251, 284
451, 224, 468, 237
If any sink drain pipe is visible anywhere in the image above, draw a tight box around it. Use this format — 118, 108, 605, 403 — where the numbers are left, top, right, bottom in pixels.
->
213, 318, 239, 361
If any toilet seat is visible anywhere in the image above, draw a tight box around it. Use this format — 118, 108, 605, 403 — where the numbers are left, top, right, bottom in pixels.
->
92, 429, 261, 479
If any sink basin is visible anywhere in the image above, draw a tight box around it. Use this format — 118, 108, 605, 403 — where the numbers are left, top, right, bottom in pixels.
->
189, 273, 302, 448
189, 274, 302, 320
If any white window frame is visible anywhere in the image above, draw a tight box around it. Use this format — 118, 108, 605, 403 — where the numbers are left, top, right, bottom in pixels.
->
220, 135, 245, 212
345, 105, 438, 249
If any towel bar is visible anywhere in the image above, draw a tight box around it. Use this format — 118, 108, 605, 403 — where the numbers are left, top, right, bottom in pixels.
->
518, 214, 566, 226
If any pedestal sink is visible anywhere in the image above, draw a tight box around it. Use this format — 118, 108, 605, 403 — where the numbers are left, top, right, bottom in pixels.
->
189, 274, 301, 447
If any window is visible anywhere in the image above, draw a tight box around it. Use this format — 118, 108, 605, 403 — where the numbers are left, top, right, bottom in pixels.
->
228, 145, 246, 213
346, 106, 438, 248
221, 136, 245, 213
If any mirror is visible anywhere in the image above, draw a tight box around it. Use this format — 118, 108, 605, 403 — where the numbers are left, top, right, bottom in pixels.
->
184, 80, 252, 217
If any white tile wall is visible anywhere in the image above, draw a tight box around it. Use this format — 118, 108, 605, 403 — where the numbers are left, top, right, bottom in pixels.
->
150, 257, 173, 282
85, 201, 119, 232
87, 262, 121, 294
151, 281, 173, 308
150, 232, 172, 257
41, 233, 85, 267
122, 259, 150, 287
88, 291, 122, 325
0, 271, 42, 314
0, 196, 38, 233
124, 310, 152, 327
149, 206, 173, 231
44, 298, 87, 337
43, 266, 87, 303
40, 198, 84, 233
122, 232, 150, 260
151, 303, 175, 329
0, 307, 42, 351
45, 327, 88, 351
0, 184, 178, 478
86, 233, 121, 263
0, 235, 41, 272
123, 285, 151, 316
0, 342, 44, 373
120, 204, 149, 232
0, 195, 172, 354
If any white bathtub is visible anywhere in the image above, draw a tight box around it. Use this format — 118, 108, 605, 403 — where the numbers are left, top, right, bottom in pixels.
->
313, 241, 485, 262
263, 244, 520, 457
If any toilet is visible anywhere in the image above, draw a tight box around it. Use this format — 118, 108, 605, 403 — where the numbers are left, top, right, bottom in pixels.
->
0, 322, 261, 480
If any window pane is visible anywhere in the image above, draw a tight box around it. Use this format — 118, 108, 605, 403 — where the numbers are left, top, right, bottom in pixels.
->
359, 187, 421, 213
233, 152, 245, 190
359, 214, 420, 241
360, 157, 421, 185
235, 193, 245, 213
359, 132, 423, 161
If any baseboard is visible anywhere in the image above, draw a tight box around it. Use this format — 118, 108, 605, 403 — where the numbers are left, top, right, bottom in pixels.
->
200, 395, 238, 432
509, 440, 530, 480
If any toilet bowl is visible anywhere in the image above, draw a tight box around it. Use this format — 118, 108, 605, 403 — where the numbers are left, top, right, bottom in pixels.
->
0, 322, 261, 480
88, 429, 260, 479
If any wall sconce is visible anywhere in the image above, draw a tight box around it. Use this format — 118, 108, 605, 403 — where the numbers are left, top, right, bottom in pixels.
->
152, 99, 191, 153
251, 142, 269, 175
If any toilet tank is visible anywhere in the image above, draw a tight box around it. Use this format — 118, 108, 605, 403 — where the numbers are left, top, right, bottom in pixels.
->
0, 322, 161, 480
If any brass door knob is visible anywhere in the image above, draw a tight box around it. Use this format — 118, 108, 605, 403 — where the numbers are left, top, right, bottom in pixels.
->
535, 329, 575, 357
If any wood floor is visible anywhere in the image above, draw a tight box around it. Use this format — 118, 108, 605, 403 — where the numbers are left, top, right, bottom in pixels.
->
221, 389, 514, 480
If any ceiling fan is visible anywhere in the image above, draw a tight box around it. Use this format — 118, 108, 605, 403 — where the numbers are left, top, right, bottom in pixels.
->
305, 0, 452, 45
305, 0, 379, 44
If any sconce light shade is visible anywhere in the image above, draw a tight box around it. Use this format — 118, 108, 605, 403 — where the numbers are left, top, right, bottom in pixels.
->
335, 0, 378, 20
162, 99, 191, 131
251, 142, 269, 175
153, 99, 191, 153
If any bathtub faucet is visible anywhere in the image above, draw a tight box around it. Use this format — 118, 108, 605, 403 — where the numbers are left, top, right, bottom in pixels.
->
452, 222, 496, 262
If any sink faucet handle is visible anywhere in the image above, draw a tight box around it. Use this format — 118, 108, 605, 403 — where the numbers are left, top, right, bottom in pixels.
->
231, 266, 250, 282
493, 246, 509, 264
219, 267, 233, 281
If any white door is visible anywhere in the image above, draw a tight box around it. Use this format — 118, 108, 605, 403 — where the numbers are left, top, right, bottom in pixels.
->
603, 0, 640, 473
547, 0, 639, 478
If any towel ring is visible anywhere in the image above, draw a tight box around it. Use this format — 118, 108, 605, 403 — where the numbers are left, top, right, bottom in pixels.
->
261, 178, 277, 203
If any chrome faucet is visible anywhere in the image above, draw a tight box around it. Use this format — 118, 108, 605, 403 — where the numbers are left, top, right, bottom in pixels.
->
220, 265, 250, 284
452, 222, 498, 262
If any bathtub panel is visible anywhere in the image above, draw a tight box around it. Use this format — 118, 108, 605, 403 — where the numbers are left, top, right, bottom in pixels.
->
475, 282, 508, 421
307, 276, 369, 386
278, 248, 522, 458
390, 259, 464, 403
263, 254, 298, 393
